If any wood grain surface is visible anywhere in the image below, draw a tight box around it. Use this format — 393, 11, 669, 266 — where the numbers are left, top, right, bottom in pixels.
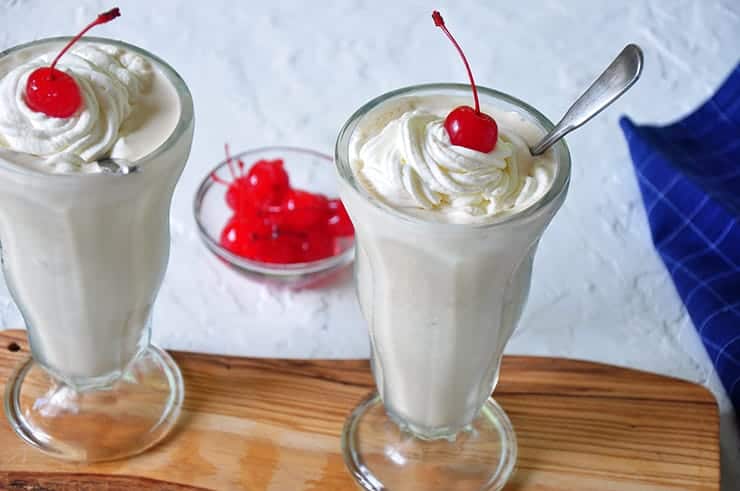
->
0, 329, 719, 490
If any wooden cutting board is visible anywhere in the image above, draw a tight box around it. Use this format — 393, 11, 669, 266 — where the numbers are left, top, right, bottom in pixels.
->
0, 329, 719, 490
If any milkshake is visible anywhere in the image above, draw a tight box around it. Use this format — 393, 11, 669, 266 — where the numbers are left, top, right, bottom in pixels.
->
0, 39, 185, 380
0, 10, 194, 462
344, 92, 564, 435
339, 84, 570, 491
338, 12, 570, 491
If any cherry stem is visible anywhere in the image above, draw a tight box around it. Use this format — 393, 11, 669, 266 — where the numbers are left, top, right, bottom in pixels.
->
210, 171, 230, 186
48, 8, 121, 77
224, 143, 237, 179
432, 10, 481, 114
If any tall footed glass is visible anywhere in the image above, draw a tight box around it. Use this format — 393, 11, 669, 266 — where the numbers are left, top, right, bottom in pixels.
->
0, 38, 194, 462
336, 85, 570, 490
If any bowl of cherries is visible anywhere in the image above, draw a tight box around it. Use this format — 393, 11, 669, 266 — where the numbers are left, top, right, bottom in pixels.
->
194, 146, 355, 285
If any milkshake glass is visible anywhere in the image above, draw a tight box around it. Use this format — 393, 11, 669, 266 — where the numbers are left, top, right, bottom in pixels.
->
0, 38, 193, 461
336, 84, 570, 490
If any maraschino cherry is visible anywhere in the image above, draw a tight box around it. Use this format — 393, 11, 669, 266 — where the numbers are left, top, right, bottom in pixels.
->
432, 10, 498, 153
25, 8, 121, 118
211, 147, 354, 264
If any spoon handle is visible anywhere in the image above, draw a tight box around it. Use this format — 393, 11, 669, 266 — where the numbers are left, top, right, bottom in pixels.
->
530, 44, 643, 156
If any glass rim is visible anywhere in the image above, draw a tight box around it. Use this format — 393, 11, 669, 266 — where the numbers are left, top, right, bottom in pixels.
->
334, 83, 571, 229
0, 36, 194, 181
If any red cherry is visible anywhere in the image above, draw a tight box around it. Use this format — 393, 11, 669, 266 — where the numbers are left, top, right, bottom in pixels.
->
327, 199, 354, 237
444, 106, 498, 153
262, 190, 328, 231
212, 171, 252, 213
220, 218, 258, 257
215, 151, 349, 264
24, 8, 121, 118
225, 176, 251, 211
248, 212, 277, 237
25, 68, 82, 118
245, 159, 290, 206
432, 11, 498, 153
269, 233, 304, 264
273, 189, 330, 231
288, 190, 330, 211
220, 216, 281, 262
298, 229, 335, 262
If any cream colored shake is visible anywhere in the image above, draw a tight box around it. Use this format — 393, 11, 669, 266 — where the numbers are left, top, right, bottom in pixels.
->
0, 38, 189, 382
341, 90, 565, 436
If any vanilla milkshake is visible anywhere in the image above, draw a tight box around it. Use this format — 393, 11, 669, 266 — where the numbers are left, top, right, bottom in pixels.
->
337, 85, 570, 438
0, 33, 193, 461
0, 38, 188, 381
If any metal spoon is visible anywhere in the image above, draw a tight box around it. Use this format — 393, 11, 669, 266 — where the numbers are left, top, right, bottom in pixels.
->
98, 158, 138, 174
529, 44, 643, 156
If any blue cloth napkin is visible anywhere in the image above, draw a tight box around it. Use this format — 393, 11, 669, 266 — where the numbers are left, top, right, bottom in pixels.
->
620, 64, 740, 410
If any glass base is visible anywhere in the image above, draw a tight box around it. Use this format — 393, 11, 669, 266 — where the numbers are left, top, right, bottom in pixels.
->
342, 393, 517, 491
3, 344, 184, 462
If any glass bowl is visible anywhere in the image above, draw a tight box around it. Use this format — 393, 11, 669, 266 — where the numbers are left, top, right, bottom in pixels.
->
193, 146, 355, 287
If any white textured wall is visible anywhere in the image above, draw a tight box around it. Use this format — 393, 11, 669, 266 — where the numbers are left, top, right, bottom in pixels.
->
1, 0, 739, 486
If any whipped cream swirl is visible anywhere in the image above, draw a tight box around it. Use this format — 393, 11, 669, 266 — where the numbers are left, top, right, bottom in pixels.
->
355, 108, 554, 220
0, 44, 152, 173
